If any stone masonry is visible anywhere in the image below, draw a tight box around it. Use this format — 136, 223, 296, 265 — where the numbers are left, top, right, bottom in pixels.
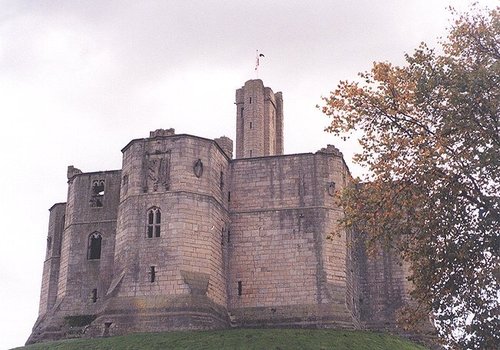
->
27, 79, 411, 344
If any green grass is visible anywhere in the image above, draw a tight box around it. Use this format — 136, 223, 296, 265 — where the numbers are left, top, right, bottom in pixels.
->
14, 328, 429, 350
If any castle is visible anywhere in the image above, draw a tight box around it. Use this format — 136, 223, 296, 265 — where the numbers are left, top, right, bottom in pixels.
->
28, 79, 412, 344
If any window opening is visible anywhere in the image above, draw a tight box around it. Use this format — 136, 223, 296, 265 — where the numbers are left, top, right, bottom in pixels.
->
122, 174, 129, 194
60, 215, 66, 232
228, 191, 231, 202
147, 208, 161, 238
46, 236, 52, 252
88, 233, 102, 260
91, 288, 98, 303
150, 266, 156, 283
90, 180, 105, 207
103, 322, 112, 337
220, 171, 224, 190
249, 122, 253, 129
155, 211, 161, 237
238, 281, 242, 296
249, 150, 253, 157
249, 97, 252, 104
241, 107, 244, 118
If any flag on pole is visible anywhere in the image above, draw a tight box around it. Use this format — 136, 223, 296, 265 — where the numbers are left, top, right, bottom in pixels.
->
255, 50, 265, 71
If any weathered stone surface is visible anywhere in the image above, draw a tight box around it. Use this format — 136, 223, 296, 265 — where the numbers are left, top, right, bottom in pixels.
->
27, 79, 411, 345
235, 79, 283, 158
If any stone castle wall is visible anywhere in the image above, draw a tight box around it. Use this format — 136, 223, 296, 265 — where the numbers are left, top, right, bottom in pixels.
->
28, 80, 411, 344
226, 151, 358, 327
357, 240, 413, 329
38, 203, 66, 316
55, 170, 120, 316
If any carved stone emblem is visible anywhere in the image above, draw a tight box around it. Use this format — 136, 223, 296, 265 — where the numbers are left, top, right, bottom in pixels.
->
143, 152, 171, 192
327, 181, 336, 196
193, 159, 203, 178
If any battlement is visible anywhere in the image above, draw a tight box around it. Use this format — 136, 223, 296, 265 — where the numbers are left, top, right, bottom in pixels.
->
150, 128, 175, 138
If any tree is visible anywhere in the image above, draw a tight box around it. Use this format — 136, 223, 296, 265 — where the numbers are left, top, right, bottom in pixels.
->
320, 6, 499, 350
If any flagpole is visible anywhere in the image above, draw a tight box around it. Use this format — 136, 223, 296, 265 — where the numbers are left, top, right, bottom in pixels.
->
255, 50, 259, 78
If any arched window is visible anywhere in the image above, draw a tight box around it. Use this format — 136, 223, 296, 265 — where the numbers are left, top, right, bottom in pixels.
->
147, 207, 161, 238
88, 232, 102, 260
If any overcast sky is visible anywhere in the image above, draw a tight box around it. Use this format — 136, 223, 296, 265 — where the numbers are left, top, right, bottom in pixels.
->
0, 1, 496, 348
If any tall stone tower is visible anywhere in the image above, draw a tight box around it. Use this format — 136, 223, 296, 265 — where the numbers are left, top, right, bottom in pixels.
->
235, 79, 283, 158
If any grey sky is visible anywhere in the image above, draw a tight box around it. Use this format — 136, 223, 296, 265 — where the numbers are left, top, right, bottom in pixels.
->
0, 1, 495, 348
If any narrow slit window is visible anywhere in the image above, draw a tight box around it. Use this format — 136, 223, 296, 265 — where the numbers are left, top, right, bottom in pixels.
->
238, 281, 242, 296
46, 236, 52, 252
220, 171, 224, 190
249, 122, 253, 129
91, 288, 98, 303
155, 211, 161, 237
241, 107, 244, 118
88, 233, 102, 260
249, 150, 253, 157
249, 97, 252, 104
150, 266, 156, 283
147, 208, 161, 238
228, 191, 231, 202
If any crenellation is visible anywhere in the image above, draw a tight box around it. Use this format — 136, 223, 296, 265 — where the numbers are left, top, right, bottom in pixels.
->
28, 79, 412, 345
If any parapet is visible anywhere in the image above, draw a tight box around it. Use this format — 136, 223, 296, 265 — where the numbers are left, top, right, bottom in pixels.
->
150, 128, 175, 138
214, 136, 233, 159
235, 79, 265, 104
67, 165, 82, 179
316, 144, 343, 157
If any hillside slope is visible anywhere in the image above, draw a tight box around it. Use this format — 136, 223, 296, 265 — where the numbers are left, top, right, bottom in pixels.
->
14, 329, 429, 350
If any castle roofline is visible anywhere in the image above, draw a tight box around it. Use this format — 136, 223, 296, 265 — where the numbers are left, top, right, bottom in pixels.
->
121, 133, 232, 161
230, 148, 352, 178
230, 151, 316, 162
237, 79, 282, 95
48, 202, 66, 211
67, 169, 121, 182
244, 78, 263, 84
230, 149, 344, 160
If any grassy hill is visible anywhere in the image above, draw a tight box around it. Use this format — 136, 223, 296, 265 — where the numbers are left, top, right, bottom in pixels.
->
14, 328, 429, 350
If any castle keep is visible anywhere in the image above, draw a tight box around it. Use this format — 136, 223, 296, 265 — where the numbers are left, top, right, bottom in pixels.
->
28, 79, 411, 344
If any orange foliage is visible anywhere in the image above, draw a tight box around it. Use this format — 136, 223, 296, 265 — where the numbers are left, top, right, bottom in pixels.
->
320, 6, 499, 350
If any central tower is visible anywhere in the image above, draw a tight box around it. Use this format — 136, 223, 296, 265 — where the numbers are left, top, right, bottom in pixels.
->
235, 79, 283, 158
